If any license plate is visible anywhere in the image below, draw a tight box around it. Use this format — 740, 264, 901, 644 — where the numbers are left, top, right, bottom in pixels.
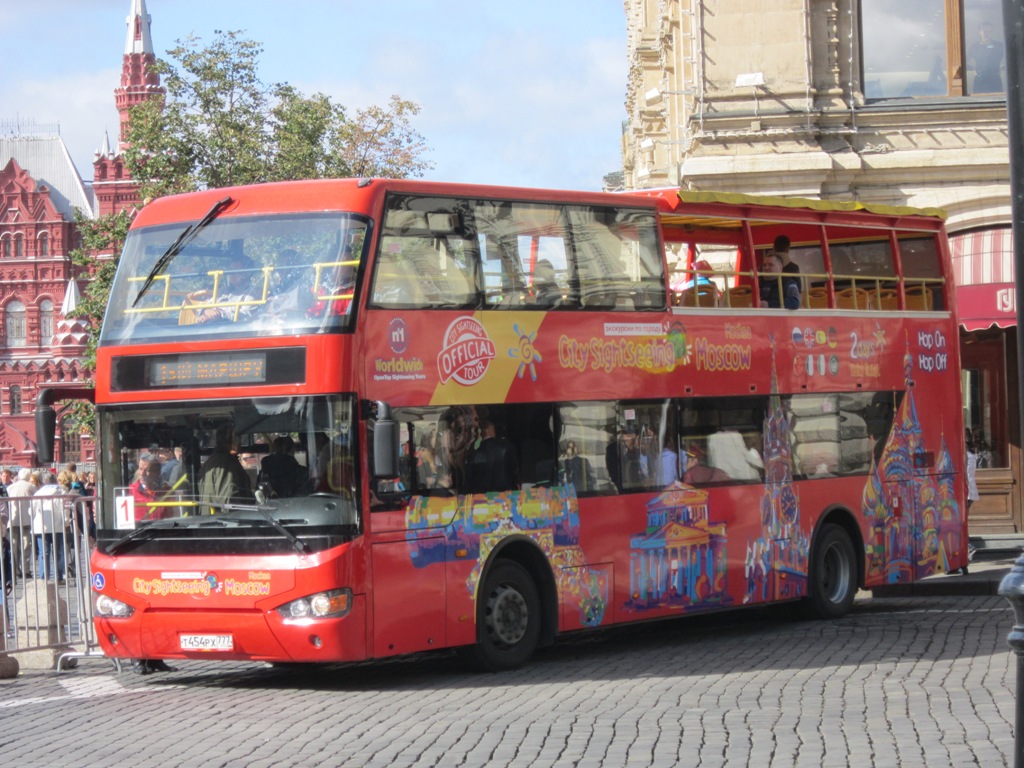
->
180, 634, 234, 652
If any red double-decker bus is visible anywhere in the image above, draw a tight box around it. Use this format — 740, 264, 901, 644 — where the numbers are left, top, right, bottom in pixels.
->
53, 180, 967, 671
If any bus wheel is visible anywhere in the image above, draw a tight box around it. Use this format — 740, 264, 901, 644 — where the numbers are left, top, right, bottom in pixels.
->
803, 524, 856, 619
464, 560, 541, 672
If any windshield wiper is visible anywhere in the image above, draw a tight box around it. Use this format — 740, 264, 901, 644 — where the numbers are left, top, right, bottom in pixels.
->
108, 520, 183, 555
220, 503, 312, 556
131, 196, 233, 308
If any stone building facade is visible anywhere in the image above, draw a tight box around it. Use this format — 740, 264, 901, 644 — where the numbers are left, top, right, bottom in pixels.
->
622, 0, 1019, 537
0, 0, 161, 469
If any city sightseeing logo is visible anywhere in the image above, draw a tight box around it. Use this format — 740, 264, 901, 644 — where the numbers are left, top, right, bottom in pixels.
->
438, 316, 496, 385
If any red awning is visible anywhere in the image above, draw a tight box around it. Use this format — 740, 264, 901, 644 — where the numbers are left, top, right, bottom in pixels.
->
957, 283, 1016, 330
950, 228, 1017, 331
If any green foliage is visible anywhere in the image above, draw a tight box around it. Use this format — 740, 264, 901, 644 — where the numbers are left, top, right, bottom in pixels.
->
337, 95, 433, 179
65, 208, 134, 433
73, 30, 434, 438
123, 29, 433, 197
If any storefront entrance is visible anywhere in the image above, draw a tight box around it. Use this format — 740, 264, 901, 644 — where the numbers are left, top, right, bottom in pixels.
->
960, 327, 1021, 536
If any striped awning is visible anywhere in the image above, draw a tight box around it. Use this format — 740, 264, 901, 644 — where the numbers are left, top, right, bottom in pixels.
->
950, 228, 1017, 331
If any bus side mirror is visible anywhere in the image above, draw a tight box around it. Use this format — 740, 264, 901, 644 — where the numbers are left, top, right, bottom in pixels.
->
372, 401, 399, 478
35, 387, 96, 464
36, 402, 57, 464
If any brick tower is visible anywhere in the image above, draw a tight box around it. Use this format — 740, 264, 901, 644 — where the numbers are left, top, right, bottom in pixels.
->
92, 0, 164, 217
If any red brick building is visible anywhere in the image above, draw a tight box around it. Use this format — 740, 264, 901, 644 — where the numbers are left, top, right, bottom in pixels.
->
0, 0, 162, 469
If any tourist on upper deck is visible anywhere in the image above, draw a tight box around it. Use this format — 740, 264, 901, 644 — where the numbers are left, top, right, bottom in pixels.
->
759, 252, 801, 310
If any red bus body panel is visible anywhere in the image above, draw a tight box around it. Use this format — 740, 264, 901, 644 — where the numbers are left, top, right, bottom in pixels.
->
90, 180, 967, 666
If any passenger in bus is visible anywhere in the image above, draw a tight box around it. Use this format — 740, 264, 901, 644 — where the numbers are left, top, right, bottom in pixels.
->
193, 254, 259, 323
440, 405, 479, 492
198, 424, 252, 513
266, 249, 314, 319
416, 433, 443, 489
660, 439, 680, 485
682, 444, 730, 485
773, 235, 800, 277
707, 430, 763, 481
680, 259, 720, 300
758, 252, 801, 310
259, 436, 307, 498
561, 440, 595, 492
310, 262, 356, 317
272, 249, 304, 292
161, 445, 188, 492
606, 425, 647, 492
129, 454, 171, 521
532, 259, 562, 307
464, 418, 519, 494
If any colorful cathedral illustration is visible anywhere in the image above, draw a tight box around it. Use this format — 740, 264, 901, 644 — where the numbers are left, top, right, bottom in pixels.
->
864, 342, 963, 583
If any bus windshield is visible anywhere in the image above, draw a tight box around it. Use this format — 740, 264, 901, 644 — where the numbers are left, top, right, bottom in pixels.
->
95, 395, 358, 553
101, 212, 370, 345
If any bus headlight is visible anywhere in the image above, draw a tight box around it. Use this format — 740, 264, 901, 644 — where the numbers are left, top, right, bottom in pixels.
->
95, 594, 135, 618
277, 588, 352, 620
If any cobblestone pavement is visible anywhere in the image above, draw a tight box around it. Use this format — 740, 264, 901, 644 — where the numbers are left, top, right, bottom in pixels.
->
0, 594, 1016, 768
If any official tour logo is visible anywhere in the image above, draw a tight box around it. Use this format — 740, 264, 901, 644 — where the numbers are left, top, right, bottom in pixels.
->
438, 316, 496, 385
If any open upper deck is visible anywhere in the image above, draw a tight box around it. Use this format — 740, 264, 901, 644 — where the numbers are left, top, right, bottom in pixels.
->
642, 189, 950, 314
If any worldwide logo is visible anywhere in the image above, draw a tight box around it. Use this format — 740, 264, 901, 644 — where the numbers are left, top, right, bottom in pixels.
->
437, 316, 496, 385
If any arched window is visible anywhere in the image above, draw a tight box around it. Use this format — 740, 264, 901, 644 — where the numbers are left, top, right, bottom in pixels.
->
38, 232, 49, 257
60, 416, 81, 464
14, 235, 23, 258
9, 385, 21, 415
39, 299, 54, 341
1, 236, 9, 258
5, 301, 26, 347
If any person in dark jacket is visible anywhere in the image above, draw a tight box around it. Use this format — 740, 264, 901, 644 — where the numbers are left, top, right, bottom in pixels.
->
464, 419, 519, 494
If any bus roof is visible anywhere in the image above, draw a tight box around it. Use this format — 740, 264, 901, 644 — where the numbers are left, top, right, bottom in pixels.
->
131, 178, 661, 228
636, 188, 947, 234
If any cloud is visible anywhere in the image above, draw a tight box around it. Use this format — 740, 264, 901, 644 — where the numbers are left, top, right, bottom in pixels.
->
0, 69, 121, 174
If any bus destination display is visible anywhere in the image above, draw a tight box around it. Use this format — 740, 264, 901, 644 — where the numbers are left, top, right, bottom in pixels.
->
149, 352, 267, 387
110, 347, 305, 391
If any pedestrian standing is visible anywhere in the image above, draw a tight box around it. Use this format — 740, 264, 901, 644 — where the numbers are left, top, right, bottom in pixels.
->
7, 469, 38, 578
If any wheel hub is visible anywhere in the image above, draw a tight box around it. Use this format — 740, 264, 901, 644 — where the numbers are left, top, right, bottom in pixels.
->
487, 584, 528, 646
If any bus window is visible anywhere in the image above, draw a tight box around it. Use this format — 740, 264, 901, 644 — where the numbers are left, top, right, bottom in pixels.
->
679, 396, 765, 484
599, 401, 676, 493
570, 207, 664, 310
899, 236, 945, 310
559, 402, 616, 494
370, 194, 663, 312
479, 201, 576, 308
787, 392, 900, 478
827, 239, 898, 308
102, 213, 367, 345
372, 208, 481, 309
388, 404, 554, 497
95, 395, 358, 540
788, 394, 842, 479
382, 407, 455, 497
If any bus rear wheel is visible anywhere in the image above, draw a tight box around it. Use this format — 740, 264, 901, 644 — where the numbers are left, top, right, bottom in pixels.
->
803, 524, 857, 619
463, 560, 541, 672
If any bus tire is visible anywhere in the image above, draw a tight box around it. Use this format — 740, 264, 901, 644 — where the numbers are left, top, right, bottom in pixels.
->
803, 524, 857, 619
463, 560, 541, 672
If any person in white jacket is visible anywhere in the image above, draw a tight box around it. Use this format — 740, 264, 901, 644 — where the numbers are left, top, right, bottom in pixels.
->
32, 471, 68, 581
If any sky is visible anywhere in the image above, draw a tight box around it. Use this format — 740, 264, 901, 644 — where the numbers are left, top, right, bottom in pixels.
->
0, 1, 628, 192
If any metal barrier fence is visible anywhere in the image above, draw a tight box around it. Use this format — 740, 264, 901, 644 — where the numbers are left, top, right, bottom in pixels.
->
1, 494, 107, 670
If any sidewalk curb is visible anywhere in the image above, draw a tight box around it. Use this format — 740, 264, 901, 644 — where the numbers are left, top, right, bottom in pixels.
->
871, 561, 1014, 598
